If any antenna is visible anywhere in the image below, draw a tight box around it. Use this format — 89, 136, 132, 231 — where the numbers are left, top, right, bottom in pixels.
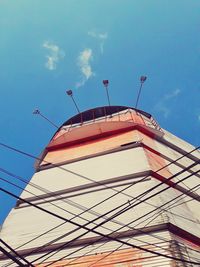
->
33, 109, 59, 129
66, 90, 80, 114
135, 76, 147, 109
103, 80, 111, 106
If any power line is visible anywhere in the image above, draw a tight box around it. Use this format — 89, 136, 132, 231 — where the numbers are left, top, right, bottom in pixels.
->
36, 174, 200, 263
23, 163, 200, 261
0, 186, 199, 265
0, 238, 34, 267
31, 168, 200, 265
140, 183, 200, 229
0, 142, 199, 264
2, 171, 197, 267
58, 184, 200, 267
1, 142, 199, 202
0, 145, 199, 263
84, 184, 200, 267
1, 142, 199, 216
0, 246, 25, 267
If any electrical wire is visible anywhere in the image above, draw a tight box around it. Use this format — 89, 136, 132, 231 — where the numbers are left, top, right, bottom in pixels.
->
1, 144, 199, 261
31, 168, 200, 265
0, 142, 199, 266
55, 184, 200, 267
1, 153, 200, 266
0, 238, 34, 267
1, 173, 175, 267
0, 142, 199, 205
28, 164, 200, 264
2, 170, 198, 267
85, 184, 200, 267
0, 186, 199, 266
139, 183, 200, 230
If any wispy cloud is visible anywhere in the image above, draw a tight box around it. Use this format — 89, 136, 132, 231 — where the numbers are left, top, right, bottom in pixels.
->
155, 89, 181, 118
88, 31, 108, 54
198, 115, 200, 121
164, 89, 181, 100
76, 48, 94, 88
43, 41, 65, 70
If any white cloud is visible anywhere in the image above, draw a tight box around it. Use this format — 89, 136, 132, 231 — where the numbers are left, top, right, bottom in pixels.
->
198, 115, 200, 121
164, 89, 181, 100
88, 31, 108, 54
155, 89, 181, 119
43, 41, 65, 70
88, 31, 108, 40
76, 48, 94, 88
155, 103, 170, 119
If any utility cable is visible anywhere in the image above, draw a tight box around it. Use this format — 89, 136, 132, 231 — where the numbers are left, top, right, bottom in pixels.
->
28, 164, 200, 264
0, 142, 199, 205
31, 169, 200, 265
0, 186, 199, 265
2, 149, 199, 260
85, 184, 200, 267
3, 157, 200, 266
0, 143, 199, 264
0, 238, 34, 267
62, 184, 200, 267
140, 183, 200, 229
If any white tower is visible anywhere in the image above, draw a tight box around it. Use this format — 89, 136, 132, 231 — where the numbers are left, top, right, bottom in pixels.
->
0, 106, 200, 266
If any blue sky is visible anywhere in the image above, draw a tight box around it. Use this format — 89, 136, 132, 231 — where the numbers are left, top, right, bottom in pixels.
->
0, 0, 200, 224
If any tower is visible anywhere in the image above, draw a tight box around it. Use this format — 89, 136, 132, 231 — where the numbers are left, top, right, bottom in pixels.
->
0, 105, 200, 266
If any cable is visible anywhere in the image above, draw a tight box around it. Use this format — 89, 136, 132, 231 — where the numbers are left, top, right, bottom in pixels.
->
31, 169, 200, 265
0, 175, 138, 263
1, 143, 199, 229
29, 164, 200, 264
0, 143, 199, 264
0, 246, 25, 267
4, 170, 195, 267
86, 184, 200, 267
0, 186, 199, 265
0, 142, 199, 205
140, 183, 200, 229
0, 238, 34, 267
4, 157, 200, 265
1, 143, 199, 226
104, 169, 200, 228
2, 150, 198, 260
60, 184, 200, 267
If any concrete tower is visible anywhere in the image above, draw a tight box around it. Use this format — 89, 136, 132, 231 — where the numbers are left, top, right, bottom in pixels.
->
0, 106, 200, 266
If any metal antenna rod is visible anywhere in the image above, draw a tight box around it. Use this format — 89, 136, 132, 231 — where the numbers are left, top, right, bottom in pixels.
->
135, 76, 147, 109
33, 109, 59, 129
103, 80, 111, 106
66, 90, 80, 114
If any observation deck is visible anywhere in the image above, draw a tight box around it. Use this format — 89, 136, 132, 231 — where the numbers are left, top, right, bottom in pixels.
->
36, 106, 163, 170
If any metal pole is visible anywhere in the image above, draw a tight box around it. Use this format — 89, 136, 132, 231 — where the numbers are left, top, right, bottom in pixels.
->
106, 86, 111, 106
66, 90, 81, 114
39, 113, 59, 129
71, 95, 81, 114
103, 80, 111, 106
135, 76, 147, 109
33, 110, 59, 129
135, 83, 143, 109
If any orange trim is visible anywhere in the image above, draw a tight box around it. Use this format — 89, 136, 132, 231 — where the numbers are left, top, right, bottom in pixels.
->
42, 130, 140, 166
36, 247, 143, 267
47, 125, 137, 151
